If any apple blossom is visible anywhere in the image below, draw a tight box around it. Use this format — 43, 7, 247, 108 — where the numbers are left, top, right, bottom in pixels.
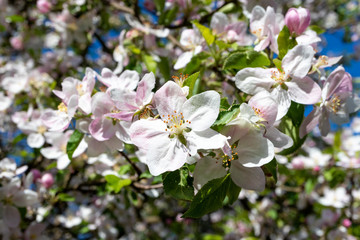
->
300, 66, 360, 137
40, 173, 54, 189
235, 44, 321, 120
130, 81, 228, 175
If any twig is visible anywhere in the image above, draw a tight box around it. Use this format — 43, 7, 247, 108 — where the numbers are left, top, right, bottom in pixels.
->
120, 151, 143, 176
133, 182, 163, 190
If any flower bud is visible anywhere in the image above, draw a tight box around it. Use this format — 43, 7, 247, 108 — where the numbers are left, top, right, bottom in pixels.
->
285, 7, 311, 35
37, 0, 52, 14
31, 169, 42, 182
343, 219, 352, 228
41, 173, 54, 189
10, 36, 23, 50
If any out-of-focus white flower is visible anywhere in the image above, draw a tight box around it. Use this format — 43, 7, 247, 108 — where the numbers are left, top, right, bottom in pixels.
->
318, 187, 350, 208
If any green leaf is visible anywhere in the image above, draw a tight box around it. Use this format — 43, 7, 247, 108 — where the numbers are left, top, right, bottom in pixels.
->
66, 129, 84, 160
273, 59, 282, 71
264, 158, 278, 182
182, 174, 240, 218
158, 56, 171, 80
223, 50, 270, 70
162, 6, 179, 25
58, 193, 75, 202
213, 104, 240, 128
154, 0, 165, 13
183, 72, 199, 97
184, 56, 201, 74
215, 40, 231, 50
278, 102, 306, 156
220, 98, 231, 111
105, 175, 132, 193
309, 25, 325, 35
6, 15, 25, 23
45, 162, 57, 170
12, 133, 26, 145
193, 21, 215, 46
143, 54, 157, 73
277, 26, 297, 59
163, 168, 194, 201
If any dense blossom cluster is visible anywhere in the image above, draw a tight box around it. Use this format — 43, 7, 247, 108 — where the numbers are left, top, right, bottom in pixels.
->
1, 0, 360, 239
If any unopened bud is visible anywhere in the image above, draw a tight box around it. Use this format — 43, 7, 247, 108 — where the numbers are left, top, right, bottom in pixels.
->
41, 173, 54, 189
37, 0, 52, 14
31, 169, 42, 182
285, 7, 311, 35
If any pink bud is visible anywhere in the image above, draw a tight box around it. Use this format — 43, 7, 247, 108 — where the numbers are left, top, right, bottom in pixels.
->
31, 169, 42, 182
41, 173, 54, 189
343, 219, 352, 228
285, 7, 311, 35
313, 166, 320, 172
10, 36, 23, 50
37, 0, 52, 14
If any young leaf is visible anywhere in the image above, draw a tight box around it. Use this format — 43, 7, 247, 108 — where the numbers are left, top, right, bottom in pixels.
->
162, 168, 194, 201
66, 129, 84, 160
105, 175, 132, 193
143, 54, 157, 73
183, 72, 199, 97
193, 21, 215, 46
223, 50, 270, 70
57, 193, 75, 202
277, 26, 297, 59
212, 104, 240, 128
278, 102, 306, 155
263, 158, 278, 182
182, 174, 240, 218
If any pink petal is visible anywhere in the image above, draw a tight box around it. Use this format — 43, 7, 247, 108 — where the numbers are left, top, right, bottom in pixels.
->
287, 76, 321, 104
154, 81, 187, 117
299, 107, 321, 138
89, 117, 116, 141
136, 72, 155, 106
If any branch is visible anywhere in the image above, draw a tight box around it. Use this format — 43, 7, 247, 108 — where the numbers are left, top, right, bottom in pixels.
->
120, 151, 143, 176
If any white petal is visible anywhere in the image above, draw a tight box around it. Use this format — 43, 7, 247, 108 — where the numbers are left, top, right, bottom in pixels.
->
185, 129, 228, 154
282, 45, 315, 79
270, 86, 291, 120
4, 205, 20, 228
193, 156, 227, 189
230, 161, 265, 191
27, 133, 45, 148
174, 51, 194, 70
40, 147, 64, 159
264, 126, 293, 149
12, 189, 38, 207
146, 139, 188, 176
57, 154, 71, 170
182, 90, 220, 131
235, 130, 274, 167
235, 68, 274, 95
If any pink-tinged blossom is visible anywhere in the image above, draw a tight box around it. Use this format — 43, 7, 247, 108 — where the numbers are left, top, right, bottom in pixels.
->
109, 72, 155, 121
285, 7, 311, 35
88, 92, 131, 143
210, 12, 253, 45
336, 152, 360, 168
53, 68, 95, 115
194, 112, 275, 192
40, 131, 87, 169
235, 44, 321, 120
174, 28, 204, 70
36, 0, 52, 13
41, 95, 78, 132
97, 68, 139, 92
10, 36, 23, 50
300, 66, 360, 137
247, 92, 293, 149
250, 6, 284, 54
130, 81, 228, 175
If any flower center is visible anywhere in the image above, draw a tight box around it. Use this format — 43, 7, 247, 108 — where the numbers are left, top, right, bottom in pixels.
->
271, 69, 286, 85
57, 102, 67, 113
37, 125, 47, 134
172, 73, 188, 88
163, 111, 191, 137
216, 145, 238, 168
252, 107, 264, 118
76, 83, 85, 96
325, 95, 341, 113
252, 28, 263, 40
